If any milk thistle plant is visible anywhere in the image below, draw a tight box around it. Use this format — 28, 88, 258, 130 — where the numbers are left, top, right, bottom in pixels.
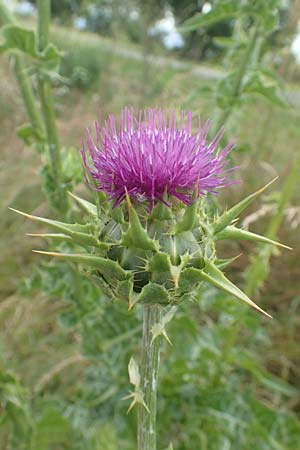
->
12, 108, 289, 450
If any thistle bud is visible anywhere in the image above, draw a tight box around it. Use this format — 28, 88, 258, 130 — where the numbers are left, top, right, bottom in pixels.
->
12, 108, 290, 318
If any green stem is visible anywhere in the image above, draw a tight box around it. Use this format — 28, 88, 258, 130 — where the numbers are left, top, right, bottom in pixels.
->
37, 0, 66, 210
232, 27, 260, 99
0, 2, 44, 135
212, 25, 262, 135
13, 57, 45, 133
37, 0, 50, 51
138, 305, 161, 450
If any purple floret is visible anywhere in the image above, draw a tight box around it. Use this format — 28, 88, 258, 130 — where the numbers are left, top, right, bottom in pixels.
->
82, 108, 235, 208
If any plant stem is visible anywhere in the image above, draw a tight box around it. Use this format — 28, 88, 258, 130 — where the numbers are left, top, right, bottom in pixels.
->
37, 0, 67, 210
37, 0, 50, 51
14, 57, 45, 134
212, 25, 262, 135
0, 2, 44, 136
138, 305, 161, 450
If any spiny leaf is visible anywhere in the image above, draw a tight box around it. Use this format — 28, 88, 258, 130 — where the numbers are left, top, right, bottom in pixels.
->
10, 208, 97, 246
39, 43, 61, 70
0, 25, 61, 69
147, 253, 173, 285
179, 261, 271, 318
161, 306, 177, 326
213, 178, 278, 233
203, 259, 272, 318
243, 71, 288, 108
151, 200, 173, 220
134, 283, 169, 307
215, 225, 291, 249
124, 358, 149, 413
0, 25, 36, 56
179, 2, 237, 32
68, 191, 97, 217
175, 200, 199, 234
121, 191, 159, 251
147, 253, 184, 288
213, 36, 235, 48
27, 233, 73, 241
151, 306, 177, 345
215, 254, 242, 269
115, 279, 134, 303
128, 357, 140, 388
17, 123, 45, 145
32, 251, 129, 282
147, 253, 171, 273
111, 206, 124, 223
123, 390, 149, 414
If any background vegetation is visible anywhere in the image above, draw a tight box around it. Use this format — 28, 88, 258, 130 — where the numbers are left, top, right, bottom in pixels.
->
0, 0, 300, 449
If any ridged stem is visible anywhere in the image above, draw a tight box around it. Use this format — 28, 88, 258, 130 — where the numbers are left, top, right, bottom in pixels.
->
138, 305, 162, 450
0, 2, 44, 136
14, 57, 45, 134
37, 0, 67, 210
212, 25, 262, 135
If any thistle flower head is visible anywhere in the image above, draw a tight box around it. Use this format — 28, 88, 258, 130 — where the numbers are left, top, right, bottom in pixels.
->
82, 108, 235, 208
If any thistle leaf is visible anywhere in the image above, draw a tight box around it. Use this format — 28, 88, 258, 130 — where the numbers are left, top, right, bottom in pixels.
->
147, 253, 172, 273
0, 25, 61, 69
151, 323, 172, 345
203, 260, 272, 318
128, 357, 140, 388
213, 178, 278, 233
161, 306, 177, 326
121, 191, 159, 251
215, 254, 242, 269
179, 3, 237, 32
0, 25, 36, 56
124, 357, 149, 413
32, 251, 129, 282
10, 208, 98, 246
179, 261, 271, 318
151, 201, 173, 220
27, 233, 73, 241
151, 306, 177, 345
215, 225, 291, 249
115, 279, 134, 303
135, 283, 169, 306
175, 200, 198, 234
111, 206, 124, 223
123, 390, 149, 414
68, 192, 97, 217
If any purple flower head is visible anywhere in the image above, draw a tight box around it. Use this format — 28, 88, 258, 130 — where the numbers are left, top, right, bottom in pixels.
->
82, 108, 235, 208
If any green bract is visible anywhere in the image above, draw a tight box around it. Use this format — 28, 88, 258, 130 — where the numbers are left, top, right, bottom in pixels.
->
11, 179, 290, 318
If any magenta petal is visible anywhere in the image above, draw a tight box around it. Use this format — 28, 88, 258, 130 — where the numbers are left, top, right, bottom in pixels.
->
82, 108, 236, 206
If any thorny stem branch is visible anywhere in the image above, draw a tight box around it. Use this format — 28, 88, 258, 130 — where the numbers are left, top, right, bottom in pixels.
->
138, 305, 162, 450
